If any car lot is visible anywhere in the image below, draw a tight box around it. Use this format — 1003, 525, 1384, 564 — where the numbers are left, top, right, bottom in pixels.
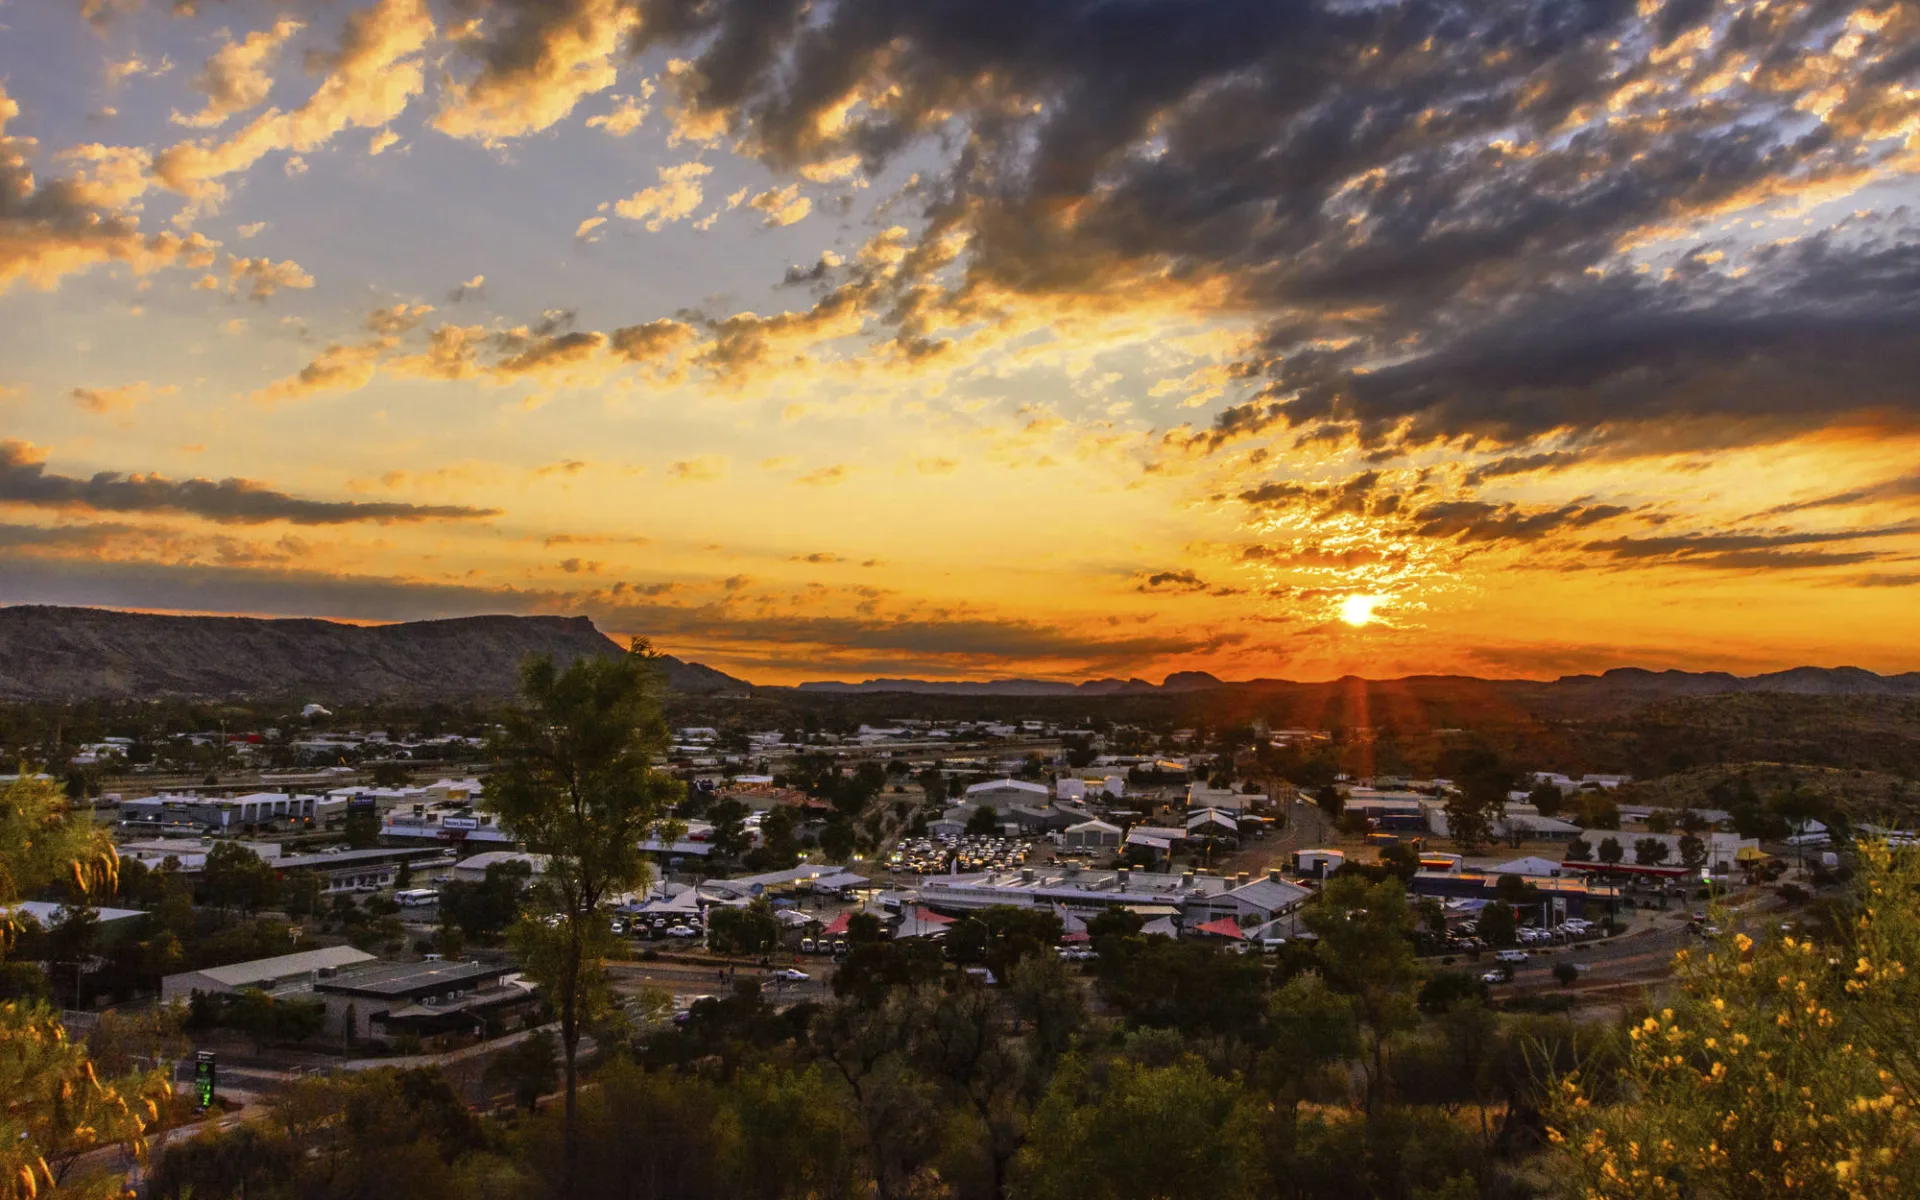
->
886, 834, 1032, 875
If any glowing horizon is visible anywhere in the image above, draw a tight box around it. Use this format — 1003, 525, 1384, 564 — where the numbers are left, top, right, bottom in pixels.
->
3, 0, 1918, 687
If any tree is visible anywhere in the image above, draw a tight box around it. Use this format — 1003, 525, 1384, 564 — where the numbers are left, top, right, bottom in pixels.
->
345, 807, 382, 849
487, 641, 683, 1199
1014, 1055, 1267, 1200
1552, 961, 1579, 987
1443, 793, 1496, 852
1575, 791, 1621, 830
1304, 874, 1421, 1109
1314, 784, 1343, 819
1477, 902, 1517, 948
1527, 781, 1564, 817
1550, 843, 1920, 1198
1632, 837, 1671, 867
1596, 836, 1625, 866
1678, 834, 1708, 870
282, 867, 324, 918
487, 1029, 560, 1111
966, 805, 1001, 836
0, 774, 170, 1197
707, 797, 751, 861
371, 761, 415, 787
819, 816, 857, 862
439, 858, 531, 941
203, 840, 279, 914
1645, 809, 1672, 833
1565, 837, 1593, 862
708, 898, 781, 956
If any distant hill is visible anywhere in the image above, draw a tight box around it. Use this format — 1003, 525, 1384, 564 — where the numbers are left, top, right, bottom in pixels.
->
795, 671, 1226, 696
788, 665, 1919, 702
0, 606, 746, 700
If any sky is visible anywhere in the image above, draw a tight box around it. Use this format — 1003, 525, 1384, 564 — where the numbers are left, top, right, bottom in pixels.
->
1, 0, 1917, 685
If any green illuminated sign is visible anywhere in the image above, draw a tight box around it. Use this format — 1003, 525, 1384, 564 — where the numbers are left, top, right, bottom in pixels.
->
194, 1051, 216, 1108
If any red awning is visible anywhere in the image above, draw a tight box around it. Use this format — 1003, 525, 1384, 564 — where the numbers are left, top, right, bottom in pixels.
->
821, 912, 851, 936
1193, 917, 1246, 940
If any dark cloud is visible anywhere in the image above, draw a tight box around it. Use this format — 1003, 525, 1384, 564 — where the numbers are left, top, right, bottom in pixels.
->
1136, 569, 1208, 593
0, 442, 500, 525
423, 0, 1920, 456
1583, 524, 1919, 570
1761, 472, 1920, 517
1411, 500, 1632, 544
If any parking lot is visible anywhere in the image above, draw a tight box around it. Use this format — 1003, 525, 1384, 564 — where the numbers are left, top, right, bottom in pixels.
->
886, 833, 1032, 875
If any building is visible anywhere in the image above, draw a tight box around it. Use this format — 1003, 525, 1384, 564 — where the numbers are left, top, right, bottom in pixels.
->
381, 803, 516, 846
271, 846, 454, 894
1407, 869, 1619, 920
1062, 819, 1122, 851
1292, 848, 1345, 878
916, 864, 1308, 928
121, 792, 331, 835
452, 850, 549, 883
963, 779, 1053, 811
118, 837, 283, 872
161, 945, 378, 1004
1186, 784, 1259, 813
314, 959, 537, 1043
1185, 808, 1240, 841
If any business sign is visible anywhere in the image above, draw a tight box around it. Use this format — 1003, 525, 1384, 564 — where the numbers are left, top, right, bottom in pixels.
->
441, 816, 480, 830
347, 795, 378, 814
194, 1051, 216, 1108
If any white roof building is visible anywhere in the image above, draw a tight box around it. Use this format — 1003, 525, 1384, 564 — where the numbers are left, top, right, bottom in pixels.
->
161, 945, 378, 1003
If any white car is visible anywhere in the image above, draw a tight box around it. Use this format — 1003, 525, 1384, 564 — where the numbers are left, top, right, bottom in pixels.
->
666, 925, 700, 939
1494, 949, 1530, 964
775, 968, 809, 981
1482, 969, 1508, 984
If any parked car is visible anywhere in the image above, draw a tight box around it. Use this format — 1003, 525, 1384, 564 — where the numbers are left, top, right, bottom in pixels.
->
666, 924, 700, 939
800, 937, 816, 954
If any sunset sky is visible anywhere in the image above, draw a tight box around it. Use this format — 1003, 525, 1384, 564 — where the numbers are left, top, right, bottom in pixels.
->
2, 0, 1917, 684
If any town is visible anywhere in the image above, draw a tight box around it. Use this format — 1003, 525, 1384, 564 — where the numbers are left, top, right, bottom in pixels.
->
1, 651, 1894, 1198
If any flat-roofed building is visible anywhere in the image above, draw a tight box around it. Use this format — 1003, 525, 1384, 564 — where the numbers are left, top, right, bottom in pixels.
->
161, 945, 378, 1004
315, 959, 537, 1043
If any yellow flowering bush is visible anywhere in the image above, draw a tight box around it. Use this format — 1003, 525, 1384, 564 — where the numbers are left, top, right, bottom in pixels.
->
0, 775, 171, 1199
1548, 844, 1920, 1198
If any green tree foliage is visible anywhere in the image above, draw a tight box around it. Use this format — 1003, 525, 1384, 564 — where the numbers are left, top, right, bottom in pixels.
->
965, 805, 1001, 836
152, 1067, 490, 1200
0, 774, 170, 1198
1305, 874, 1421, 1109
1015, 1055, 1267, 1200
1093, 934, 1267, 1038
708, 898, 781, 957
487, 1029, 560, 1111
1633, 837, 1672, 866
942, 905, 1063, 980
1678, 834, 1709, 870
1477, 901, 1518, 948
439, 858, 532, 942
486, 641, 683, 1196
1551, 843, 1920, 1198
344, 807, 382, 849
1566, 837, 1594, 862
1528, 780, 1565, 817
1597, 836, 1625, 865
202, 840, 280, 914
706, 797, 752, 861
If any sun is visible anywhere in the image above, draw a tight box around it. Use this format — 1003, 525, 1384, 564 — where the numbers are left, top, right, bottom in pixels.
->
1338, 593, 1384, 627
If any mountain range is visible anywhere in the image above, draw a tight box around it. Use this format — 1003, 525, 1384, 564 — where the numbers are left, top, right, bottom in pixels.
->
0, 606, 745, 701
1, 605, 1916, 706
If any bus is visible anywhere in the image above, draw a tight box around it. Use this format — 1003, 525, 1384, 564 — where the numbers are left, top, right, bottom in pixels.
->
395, 888, 440, 907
